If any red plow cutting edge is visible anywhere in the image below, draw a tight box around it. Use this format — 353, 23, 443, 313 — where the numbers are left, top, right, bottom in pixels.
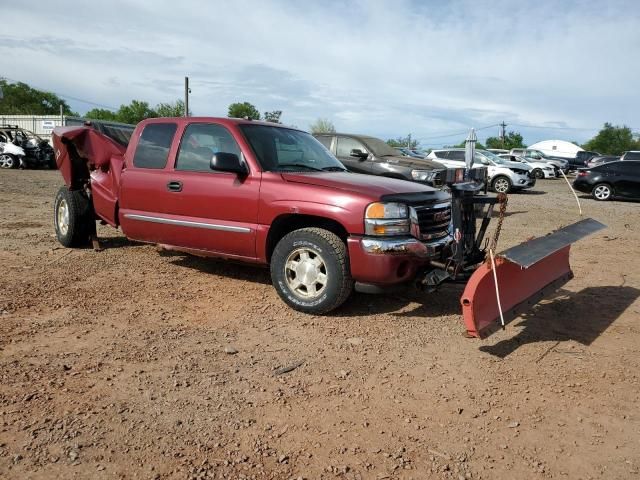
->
460, 218, 605, 338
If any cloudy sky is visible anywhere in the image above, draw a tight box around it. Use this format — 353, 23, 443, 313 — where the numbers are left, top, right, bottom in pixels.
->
2, 0, 639, 146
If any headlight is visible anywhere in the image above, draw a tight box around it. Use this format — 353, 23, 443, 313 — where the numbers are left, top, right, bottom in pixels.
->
364, 202, 409, 236
411, 169, 436, 182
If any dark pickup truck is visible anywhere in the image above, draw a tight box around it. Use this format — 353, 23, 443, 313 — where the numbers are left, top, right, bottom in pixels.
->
52, 118, 456, 314
314, 133, 446, 187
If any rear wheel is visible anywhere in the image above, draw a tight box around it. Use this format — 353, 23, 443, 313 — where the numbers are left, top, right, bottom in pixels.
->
592, 183, 613, 201
0, 154, 19, 169
54, 187, 93, 247
270, 227, 353, 314
491, 175, 512, 194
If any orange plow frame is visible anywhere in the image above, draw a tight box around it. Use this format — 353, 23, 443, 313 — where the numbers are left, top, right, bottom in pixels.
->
459, 218, 605, 339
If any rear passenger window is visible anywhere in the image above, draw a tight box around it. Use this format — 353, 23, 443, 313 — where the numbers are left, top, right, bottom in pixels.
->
133, 123, 177, 169
176, 123, 242, 171
625, 152, 640, 160
448, 151, 465, 161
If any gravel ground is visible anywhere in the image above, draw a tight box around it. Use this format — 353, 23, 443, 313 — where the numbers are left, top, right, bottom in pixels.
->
1, 170, 639, 480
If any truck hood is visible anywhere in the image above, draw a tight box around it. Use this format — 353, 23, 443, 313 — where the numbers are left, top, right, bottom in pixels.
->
280, 171, 439, 197
375, 155, 445, 170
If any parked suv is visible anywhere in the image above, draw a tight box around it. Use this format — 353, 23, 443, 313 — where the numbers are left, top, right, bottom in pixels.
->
314, 133, 445, 187
426, 148, 535, 193
571, 150, 600, 169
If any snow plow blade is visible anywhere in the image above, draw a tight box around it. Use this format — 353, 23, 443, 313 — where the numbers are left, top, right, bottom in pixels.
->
461, 218, 606, 339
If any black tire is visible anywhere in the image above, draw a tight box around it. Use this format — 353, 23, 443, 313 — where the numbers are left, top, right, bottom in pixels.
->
0, 153, 19, 169
491, 175, 512, 194
270, 227, 353, 314
54, 187, 93, 247
592, 183, 613, 201
532, 168, 544, 179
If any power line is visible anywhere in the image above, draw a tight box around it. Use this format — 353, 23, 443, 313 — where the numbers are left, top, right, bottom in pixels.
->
417, 123, 500, 141
2, 76, 118, 111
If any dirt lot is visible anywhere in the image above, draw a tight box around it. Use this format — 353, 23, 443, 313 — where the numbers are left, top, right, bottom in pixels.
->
1, 170, 639, 480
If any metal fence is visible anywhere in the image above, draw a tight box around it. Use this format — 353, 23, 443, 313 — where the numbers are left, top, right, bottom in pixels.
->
0, 114, 65, 142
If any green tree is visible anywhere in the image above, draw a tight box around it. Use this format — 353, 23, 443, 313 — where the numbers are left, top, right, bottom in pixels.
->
582, 123, 640, 155
263, 110, 282, 123
115, 100, 157, 124
84, 108, 118, 121
309, 118, 336, 134
228, 102, 261, 120
485, 131, 525, 150
156, 99, 187, 117
0, 78, 75, 115
449, 139, 486, 149
386, 135, 419, 149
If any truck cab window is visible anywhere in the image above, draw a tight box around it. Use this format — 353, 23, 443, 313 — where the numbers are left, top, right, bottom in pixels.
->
133, 123, 177, 169
176, 123, 242, 171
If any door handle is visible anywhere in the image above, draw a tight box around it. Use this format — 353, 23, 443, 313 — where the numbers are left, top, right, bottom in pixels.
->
167, 181, 183, 192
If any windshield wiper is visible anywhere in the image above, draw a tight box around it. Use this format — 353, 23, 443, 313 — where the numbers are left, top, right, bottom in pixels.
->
277, 163, 324, 172
321, 166, 347, 172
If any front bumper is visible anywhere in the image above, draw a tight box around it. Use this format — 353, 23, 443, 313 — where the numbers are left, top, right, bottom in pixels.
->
512, 173, 535, 189
347, 235, 451, 285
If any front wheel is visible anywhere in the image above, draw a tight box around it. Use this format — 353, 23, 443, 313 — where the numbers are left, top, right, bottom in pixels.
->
270, 227, 353, 314
0, 154, 19, 169
592, 183, 613, 201
533, 168, 544, 179
54, 187, 93, 247
491, 175, 512, 194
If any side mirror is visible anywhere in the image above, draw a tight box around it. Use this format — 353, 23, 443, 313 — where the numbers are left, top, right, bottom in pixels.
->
350, 148, 368, 159
210, 152, 248, 176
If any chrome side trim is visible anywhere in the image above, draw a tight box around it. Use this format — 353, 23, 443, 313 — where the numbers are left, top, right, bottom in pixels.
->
123, 213, 251, 233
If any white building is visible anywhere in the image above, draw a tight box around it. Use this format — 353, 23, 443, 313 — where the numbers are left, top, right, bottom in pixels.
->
528, 139, 583, 159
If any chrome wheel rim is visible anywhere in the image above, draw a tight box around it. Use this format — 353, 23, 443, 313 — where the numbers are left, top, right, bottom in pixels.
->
284, 248, 328, 299
594, 185, 610, 200
57, 198, 70, 235
0, 154, 13, 168
494, 178, 510, 193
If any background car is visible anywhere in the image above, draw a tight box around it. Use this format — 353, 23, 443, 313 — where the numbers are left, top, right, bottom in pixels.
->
620, 151, 640, 161
571, 150, 600, 169
510, 148, 569, 174
586, 155, 619, 168
314, 133, 445, 187
394, 146, 425, 158
573, 160, 640, 201
498, 154, 556, 179
426, 148, 535, 193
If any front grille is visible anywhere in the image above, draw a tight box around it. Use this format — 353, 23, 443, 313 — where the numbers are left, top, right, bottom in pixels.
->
411, 202, 451, 241
432, 169, 444, 187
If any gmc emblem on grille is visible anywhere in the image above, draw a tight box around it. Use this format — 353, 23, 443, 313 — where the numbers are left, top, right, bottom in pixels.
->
433, 211, 448, 222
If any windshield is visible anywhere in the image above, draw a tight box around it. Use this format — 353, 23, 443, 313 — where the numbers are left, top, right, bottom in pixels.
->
240, 125, 346, 172
361, 137, 401, 157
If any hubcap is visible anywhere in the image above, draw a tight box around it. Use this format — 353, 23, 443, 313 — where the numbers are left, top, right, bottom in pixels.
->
0, 154, 13, 168
594, 185, 610, 200
57, 198, 70, 235
494, 178, 509, 193
284, 248, 328, 299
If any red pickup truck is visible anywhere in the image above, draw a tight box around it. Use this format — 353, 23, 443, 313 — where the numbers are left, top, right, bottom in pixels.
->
52, 117, 453, 314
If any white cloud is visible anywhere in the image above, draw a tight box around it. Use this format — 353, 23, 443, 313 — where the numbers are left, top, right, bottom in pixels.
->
2, 0, 638, 145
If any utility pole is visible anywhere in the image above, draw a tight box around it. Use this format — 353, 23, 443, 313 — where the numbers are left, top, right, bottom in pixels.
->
184, 76, 190, 117
499, 121, 507, 148
59, 104, 64, 126
407, 133, 412, 149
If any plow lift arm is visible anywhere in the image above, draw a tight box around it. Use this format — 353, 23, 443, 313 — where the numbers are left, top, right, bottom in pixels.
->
421, 129, 606, 339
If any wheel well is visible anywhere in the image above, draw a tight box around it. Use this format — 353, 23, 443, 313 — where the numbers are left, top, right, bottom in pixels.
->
266, 214, 349, 262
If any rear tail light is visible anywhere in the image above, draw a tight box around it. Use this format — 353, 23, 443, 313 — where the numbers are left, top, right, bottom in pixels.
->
577, 171, 589, 177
